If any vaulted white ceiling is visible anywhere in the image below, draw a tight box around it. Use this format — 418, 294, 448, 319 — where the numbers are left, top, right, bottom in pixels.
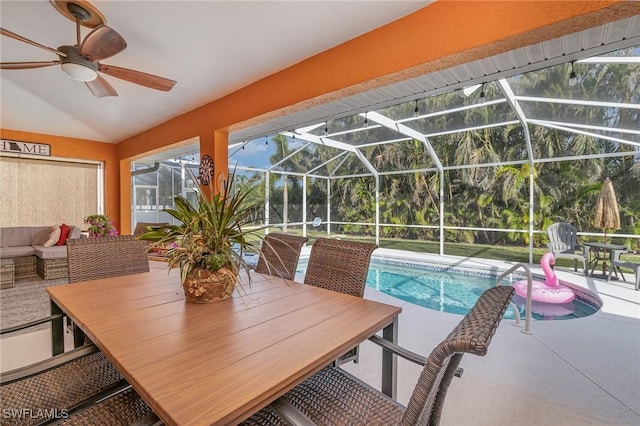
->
1, 0, 431, 143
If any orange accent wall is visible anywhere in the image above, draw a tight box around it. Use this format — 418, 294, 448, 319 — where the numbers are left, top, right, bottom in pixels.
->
213, 130, 229, 195
118, 160, 132, 235
0, 128, 120, 227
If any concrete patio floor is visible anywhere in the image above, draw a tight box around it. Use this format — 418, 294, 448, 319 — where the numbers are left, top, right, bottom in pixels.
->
340, 248, 640, 425
1, 250, 638, 425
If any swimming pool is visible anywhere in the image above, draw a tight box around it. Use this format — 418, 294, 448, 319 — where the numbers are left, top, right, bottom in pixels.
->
297, 257, 601, 320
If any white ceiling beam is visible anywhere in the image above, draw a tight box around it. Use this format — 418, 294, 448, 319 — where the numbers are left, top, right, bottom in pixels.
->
354, 149, 379, 177
356, 137, 413, 148
281, 131, 357, 153
365, 111, 443, 172
268, 142, 313, 171
516, 96, 640, 110
397, 99, 507, 124
498, 78, 534, 161
327, 124, 382, 137
578, 57, 640, 64
530, 119, 640, 136
307, 151, 348, 175
294, 123, 326, 134
424, 120, 521, 138
529, 120, 640, 148
330, 154, 357, 178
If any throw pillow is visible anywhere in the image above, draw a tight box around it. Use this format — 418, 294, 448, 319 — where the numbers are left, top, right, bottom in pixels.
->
68, 226, 81, 240
56, 223, 71, 246
43, 226, 61, 247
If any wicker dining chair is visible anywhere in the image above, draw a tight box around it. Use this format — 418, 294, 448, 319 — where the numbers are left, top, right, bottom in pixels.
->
303, 237, 377, 297
1, 236, 150, 341
58, 236, 159, 424
254, 233, 308, 280
54, 386, 157, 426
0, 345, 130, 425
0, 236, 154, 425
304, 237, 377, 364
133, 222, 172, 262
132, 222, 170, 238
66, 235, 150, 283
66, 235, 150, 343
245, 285, 515, 426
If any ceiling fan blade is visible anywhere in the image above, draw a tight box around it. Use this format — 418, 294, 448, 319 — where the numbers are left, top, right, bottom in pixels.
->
85, 74, 118, 98
98, 64, 176, 92
1, 61, 59, 69
80, 25, 127, 61
1, 27, 66, 57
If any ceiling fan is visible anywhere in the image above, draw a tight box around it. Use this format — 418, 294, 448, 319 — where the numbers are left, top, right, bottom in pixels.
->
0, 0, 176, 97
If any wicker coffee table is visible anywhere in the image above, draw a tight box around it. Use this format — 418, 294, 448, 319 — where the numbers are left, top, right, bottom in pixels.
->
1, 259, 15, 289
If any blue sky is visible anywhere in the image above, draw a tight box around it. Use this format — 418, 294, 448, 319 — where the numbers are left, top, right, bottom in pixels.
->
229, 135, 305, 170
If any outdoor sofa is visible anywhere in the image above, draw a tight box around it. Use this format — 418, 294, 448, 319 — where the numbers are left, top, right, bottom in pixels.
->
0, 225, 82, 282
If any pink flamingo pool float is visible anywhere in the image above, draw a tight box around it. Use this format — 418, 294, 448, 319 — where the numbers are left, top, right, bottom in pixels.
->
513, 252, 575, 304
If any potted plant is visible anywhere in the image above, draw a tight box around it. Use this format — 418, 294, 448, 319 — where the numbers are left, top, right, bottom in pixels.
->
138, 169, 261, 303
84, 214, 119, 237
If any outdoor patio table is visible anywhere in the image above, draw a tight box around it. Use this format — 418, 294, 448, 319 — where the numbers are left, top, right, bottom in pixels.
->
583, 242, 627, 279
46, 268, 401, 425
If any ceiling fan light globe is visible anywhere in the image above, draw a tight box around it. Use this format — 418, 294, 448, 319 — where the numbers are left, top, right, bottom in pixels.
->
61, 62, 97, 82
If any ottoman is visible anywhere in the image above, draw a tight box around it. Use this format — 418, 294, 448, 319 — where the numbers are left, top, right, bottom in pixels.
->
1, 258, 15, 289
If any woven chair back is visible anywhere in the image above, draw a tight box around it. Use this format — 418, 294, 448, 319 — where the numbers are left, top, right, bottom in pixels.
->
303, 238, 377, 297
254, 233, 308, 280
67, 235, 150, 283
402, 285, 514, 425
0, 346, 128, 416
132, 222, 170, 237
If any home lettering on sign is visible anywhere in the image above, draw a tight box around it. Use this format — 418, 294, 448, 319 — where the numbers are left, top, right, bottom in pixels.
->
0, 140, 51, 156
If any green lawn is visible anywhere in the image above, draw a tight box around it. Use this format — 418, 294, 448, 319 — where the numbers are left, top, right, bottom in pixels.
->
270, 229, 640, 273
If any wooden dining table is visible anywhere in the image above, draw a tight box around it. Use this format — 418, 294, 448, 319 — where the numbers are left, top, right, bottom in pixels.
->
47, 267, 402, 425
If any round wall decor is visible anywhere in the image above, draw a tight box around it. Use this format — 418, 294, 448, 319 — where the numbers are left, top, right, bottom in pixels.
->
217, 172, 226, 194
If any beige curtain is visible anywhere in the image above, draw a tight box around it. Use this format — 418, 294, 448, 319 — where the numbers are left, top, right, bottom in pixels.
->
0, 156, 99, 228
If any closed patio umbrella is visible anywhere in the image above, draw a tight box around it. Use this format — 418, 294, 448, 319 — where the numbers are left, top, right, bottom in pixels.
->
594, 177, 621, 244
594, 177, 621, 275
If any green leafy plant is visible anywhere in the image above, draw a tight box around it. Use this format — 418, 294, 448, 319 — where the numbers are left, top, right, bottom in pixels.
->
138, 168, 261, 286
84, 214, 119, 237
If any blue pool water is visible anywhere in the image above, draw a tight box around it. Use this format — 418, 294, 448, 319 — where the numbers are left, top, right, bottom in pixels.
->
298, 258, 600, 320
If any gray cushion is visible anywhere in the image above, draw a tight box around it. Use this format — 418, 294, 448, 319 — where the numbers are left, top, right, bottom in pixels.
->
30, 226, 55, 245
0, 246, 36, 258
33, 245, 68, 260
1, 226, 80, 259
1, 225, 80, 245
68, 226, 82, 240
0, 227, 32, 247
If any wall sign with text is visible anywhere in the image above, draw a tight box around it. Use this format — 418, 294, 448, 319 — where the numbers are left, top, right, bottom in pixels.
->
0, 140, 51, 156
